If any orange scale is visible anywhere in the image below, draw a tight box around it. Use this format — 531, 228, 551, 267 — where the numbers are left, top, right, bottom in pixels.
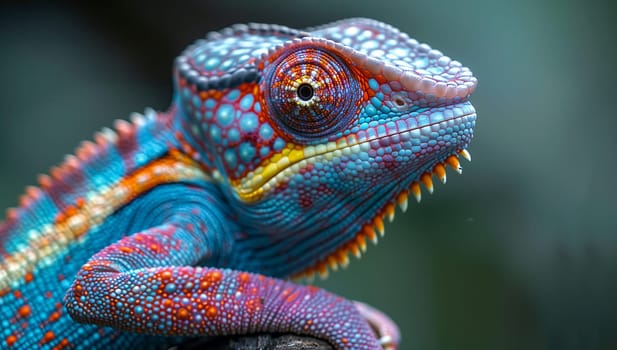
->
238, 272, 250, 283
48, 311, 60, 323
206, 306, 217, 318
6, 334, 18, 347
24, 272, 34, 283
158, 270, 173, 280
206, 270, 222, 282
40, 331, 55, 345
17, 305, 31, 318
118, 246, 133, 254
176, 308, 190, 320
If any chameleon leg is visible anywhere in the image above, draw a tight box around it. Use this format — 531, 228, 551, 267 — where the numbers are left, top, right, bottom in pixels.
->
64, 195, 383, 349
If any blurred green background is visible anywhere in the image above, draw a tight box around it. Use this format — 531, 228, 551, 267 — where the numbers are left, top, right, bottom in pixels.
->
0, 1, 615, 349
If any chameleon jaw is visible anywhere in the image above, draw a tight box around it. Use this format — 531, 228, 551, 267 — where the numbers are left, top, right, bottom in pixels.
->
291, 149, 472, 281
231, 106, 476, 203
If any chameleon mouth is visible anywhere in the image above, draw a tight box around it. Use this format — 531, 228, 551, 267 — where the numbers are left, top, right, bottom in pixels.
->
231, 106, 476, 202
291, 148, 472, 280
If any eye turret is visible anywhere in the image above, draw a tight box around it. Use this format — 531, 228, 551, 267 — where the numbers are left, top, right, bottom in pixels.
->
263, 47, 362, 140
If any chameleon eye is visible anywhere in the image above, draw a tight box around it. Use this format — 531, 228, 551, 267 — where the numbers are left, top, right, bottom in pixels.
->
264, 47, 362, 139
296, 83, 314, 101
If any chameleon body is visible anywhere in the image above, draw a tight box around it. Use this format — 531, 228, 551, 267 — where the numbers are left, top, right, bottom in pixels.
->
0, 18, 477, 349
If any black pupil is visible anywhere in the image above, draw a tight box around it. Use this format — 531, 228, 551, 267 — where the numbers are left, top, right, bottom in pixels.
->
297, 84, 314, 101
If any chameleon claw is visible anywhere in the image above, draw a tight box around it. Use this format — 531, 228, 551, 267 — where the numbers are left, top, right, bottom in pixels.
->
379, 335, 397, 350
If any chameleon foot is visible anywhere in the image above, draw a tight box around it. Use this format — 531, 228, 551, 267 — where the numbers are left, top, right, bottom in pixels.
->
354, 301, 400, 350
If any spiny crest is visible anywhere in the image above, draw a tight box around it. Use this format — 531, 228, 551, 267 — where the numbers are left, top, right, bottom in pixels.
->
293, 149, 472, 281
3, 109, 159, 226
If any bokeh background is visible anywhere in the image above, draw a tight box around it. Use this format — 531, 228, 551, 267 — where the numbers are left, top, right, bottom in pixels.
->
1, 1, 615, 349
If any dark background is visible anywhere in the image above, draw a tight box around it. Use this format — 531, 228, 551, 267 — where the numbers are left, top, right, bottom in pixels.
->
1, 1, 616, 349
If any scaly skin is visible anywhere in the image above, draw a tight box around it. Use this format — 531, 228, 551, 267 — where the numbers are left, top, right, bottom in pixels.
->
0, 18, 477, 349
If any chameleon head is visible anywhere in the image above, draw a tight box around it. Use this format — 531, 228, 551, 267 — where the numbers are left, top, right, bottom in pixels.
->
173, 19, 477, 277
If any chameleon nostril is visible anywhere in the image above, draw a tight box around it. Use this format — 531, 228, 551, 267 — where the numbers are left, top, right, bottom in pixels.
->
392, 95, 411, 110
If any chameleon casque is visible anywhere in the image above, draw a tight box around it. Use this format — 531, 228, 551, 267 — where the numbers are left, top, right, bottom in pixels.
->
0, 18, 477, 349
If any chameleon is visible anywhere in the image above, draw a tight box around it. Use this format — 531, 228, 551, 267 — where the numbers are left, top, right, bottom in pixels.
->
0, 18, 477, 349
